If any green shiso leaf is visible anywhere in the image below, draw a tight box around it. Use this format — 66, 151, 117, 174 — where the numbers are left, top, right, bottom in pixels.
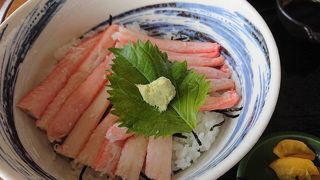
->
108, 40, 210, 136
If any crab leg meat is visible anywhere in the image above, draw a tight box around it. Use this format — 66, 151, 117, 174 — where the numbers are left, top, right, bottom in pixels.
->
117, 27, 220, 53
55, 89, 111, 158
115, 135, 148, 180
209, 78, 235, 92
36, 25, 118, 129
145, 136, 172, 180
190, 66, 231, 79
168, 54, 225, 67
92, 139, 125, 176
106, 123, 134, 143
200, 90, 240, 111
17, 33, 101, 119
47, 59, 109, 142
75, 113, 118, 166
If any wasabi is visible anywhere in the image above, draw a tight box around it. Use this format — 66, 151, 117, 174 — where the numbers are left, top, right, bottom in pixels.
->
136, 77, 176, 112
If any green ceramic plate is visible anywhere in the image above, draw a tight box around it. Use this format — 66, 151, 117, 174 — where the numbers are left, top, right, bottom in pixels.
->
237, 132, 320, 180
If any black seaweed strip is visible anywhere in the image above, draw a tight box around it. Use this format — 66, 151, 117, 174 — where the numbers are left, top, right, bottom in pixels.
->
218, 112, 240, 118
173, 169, 183, 175
78, 166, 87, 180
210, 120, 225, 131
191, 131, 202, 146
101, 104, 113, 120
214, 107, 243, 113
109, 14, 113, 25
140, 172, 152, 180
173, 133, 187, 139
173, 37, 188, 41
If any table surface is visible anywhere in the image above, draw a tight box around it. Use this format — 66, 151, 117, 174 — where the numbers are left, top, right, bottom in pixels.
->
2, 0, 320, 179
221, 0, 320, 179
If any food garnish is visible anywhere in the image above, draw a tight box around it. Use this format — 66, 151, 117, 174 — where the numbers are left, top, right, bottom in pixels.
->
270, 139, 319, 180
270, 157, 319, 180
136, 76, 176, 112
108, 40, 210, 136
273, 139, 316, 160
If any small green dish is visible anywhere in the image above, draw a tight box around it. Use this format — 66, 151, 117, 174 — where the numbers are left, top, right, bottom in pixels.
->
237, 132, 320, 180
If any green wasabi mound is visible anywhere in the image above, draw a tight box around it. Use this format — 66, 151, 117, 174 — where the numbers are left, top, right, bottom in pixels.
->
136, 76, 176, 112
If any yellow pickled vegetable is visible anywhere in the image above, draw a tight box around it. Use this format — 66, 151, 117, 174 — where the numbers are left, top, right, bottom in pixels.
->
270, 157, 319, 179
273, 139, 316, 160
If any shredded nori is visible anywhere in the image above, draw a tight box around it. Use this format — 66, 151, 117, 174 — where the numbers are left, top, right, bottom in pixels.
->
173, 37, 189, 41
101, 104, 113, 119
78, 166, 87, 180
109, 14, 113, 25
170, 35, 190, 41
212, 107, 242, 118
140, 172, 152, 180
210, 120, 225, 131
173, 169, 183, 175
214, 107, 243, 113
216, 112, 240, 118
191, 131, 202, 146
173, 133, 187, 139
149, 32, 165, 37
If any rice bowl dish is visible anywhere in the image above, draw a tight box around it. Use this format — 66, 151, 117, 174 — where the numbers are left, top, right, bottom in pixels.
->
0, 0, 280, 179
15, 22, 242, 179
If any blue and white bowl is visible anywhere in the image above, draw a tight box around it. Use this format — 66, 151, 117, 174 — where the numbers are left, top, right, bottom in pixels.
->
0, 0, 280, 179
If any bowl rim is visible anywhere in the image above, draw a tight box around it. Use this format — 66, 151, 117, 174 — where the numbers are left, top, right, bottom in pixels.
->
0, 0, 281, 179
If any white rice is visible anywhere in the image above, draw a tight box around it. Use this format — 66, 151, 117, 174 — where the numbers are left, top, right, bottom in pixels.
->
172, 111, 224, 171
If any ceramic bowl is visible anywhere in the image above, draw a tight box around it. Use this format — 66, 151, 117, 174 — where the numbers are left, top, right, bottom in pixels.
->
0, 0, 280, 179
